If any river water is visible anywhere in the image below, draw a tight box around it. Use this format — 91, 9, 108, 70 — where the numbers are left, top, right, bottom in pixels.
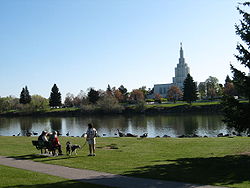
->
0, 113, 229, 137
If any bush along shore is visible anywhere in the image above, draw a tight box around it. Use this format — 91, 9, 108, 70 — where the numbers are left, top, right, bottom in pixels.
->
0, 102, 223, 117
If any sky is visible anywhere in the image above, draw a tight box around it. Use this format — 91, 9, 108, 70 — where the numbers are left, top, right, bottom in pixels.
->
0, 0, 249, 99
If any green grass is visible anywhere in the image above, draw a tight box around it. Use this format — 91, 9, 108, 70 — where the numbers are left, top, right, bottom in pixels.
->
1, 136, 250, 187
0, 164, 108, 188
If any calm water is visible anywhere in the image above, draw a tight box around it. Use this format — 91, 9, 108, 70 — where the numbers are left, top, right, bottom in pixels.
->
0, 114, 228, 137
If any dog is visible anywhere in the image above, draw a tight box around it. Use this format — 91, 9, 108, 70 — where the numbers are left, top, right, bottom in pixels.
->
66, 141, 81, 155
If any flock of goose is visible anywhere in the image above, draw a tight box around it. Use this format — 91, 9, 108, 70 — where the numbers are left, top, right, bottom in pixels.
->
13, 130, 248, 138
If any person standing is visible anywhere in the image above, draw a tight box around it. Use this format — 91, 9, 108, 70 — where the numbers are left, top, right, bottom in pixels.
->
86, 123, 97, 156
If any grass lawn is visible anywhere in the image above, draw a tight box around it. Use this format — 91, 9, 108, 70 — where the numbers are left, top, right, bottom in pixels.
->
0, 136, 250, 187
0, 164, 108, 188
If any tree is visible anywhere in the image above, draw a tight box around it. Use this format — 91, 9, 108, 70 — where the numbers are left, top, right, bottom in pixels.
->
223, 75, 237, 96
97, 94, 124, 113
118, 85, 128, 102
30, 95, 49, 110
154, 93, 162, 103
225, 75, 232, 85
138, 86, 148, 98
183, 74, 198, 104
198, 82, 206, 99
205, 76, 220, 100
87, 88, 100, 104
130, 89, 144, 102
118, 85, 128, 96
0, 96, 19, 112
106, 84, 112, 96
222, 2, 250, 133
167, 85, 183, 103
223, 82, 237, 97
113, 89, 124, 102
19, 86, 31, 104
64, 93, 74, 107
49, 84, 62, 107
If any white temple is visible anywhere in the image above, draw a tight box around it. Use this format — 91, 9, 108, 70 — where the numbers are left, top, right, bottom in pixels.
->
153, 43, 190, 98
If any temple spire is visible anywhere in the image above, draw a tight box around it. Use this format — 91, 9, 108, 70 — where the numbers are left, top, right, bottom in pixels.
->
179, 42, 184, 62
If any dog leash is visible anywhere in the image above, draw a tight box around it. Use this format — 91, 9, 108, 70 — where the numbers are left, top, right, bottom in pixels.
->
81, 140, 87, 148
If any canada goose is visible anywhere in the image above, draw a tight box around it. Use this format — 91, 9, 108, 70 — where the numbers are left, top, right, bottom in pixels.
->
32, 131, 38, 135
117, 129, 125, 137
140, 133, 148, 138
126, 133, 138, 137
66, 131, 70, 136
26, 131, 32, 137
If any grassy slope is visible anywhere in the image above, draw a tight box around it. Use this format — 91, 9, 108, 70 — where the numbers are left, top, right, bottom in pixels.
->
0, 165, 107, 188
0, 136, 250, 187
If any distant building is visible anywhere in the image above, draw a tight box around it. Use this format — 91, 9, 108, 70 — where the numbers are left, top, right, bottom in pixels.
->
153, 43, 190, 98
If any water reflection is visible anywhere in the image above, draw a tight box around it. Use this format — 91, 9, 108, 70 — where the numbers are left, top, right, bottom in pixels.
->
0, 114, 227, 137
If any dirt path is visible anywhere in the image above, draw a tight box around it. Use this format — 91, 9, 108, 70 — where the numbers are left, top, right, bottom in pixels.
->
0, 156, 225, 188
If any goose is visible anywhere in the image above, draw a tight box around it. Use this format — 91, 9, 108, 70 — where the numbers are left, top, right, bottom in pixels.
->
66, 131, 70, 136
26, 131, 32, 137
32, 131, 38, 136
140, 133, 148, 138
117, 129, 125, 137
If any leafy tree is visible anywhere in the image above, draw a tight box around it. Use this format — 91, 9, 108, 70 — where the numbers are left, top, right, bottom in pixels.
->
30, 95, 49, 110
205, 76, 220, 100
167, 85, 183, 103
223, 82, 237, 97
97, 94, 124, 113
64, 93, 74, 107
223, 75, 237, 97
222, 2, 250, 133
74, 90, 87, 107
49, 84, 62, 107
19, 86, 31, 104
139, 86, 148, 98
87, 88, 100, 104
0, 96, 19, 112
130, 89, 145, 102
154, 93, 162, 103
183, 73, 198, 104
198, 82, 206, 99
113, 89, 124, 102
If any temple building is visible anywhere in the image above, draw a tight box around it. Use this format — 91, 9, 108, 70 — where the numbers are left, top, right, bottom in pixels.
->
153, 43, 190, 98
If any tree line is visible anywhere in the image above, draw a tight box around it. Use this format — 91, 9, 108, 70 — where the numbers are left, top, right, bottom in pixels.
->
0, 72, 240, 113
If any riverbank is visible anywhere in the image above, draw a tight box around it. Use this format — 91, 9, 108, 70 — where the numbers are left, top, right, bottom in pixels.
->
0, 136, 249, 187
0, 102, 223, 117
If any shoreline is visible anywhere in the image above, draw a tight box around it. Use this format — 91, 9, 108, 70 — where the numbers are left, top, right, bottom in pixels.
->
0, 104, 223, 117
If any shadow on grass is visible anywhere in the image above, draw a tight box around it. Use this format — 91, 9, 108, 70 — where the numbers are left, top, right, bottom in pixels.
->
123, 154, 250, 186
3, 180, 109, 188
7, 154, 48, 160
7, 154, 82, 162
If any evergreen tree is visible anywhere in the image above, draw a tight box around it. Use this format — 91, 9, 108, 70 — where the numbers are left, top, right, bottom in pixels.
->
225, 75, 232, 85
222, 2, 250, 133
49, 84, 62, 107
87, 88, 100, 104
183, 74, 198, 104
106, 84, 112, 95
19, 86, 31, 104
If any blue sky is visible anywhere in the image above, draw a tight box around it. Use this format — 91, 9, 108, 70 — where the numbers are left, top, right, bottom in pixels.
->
0, 0, 248, 98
